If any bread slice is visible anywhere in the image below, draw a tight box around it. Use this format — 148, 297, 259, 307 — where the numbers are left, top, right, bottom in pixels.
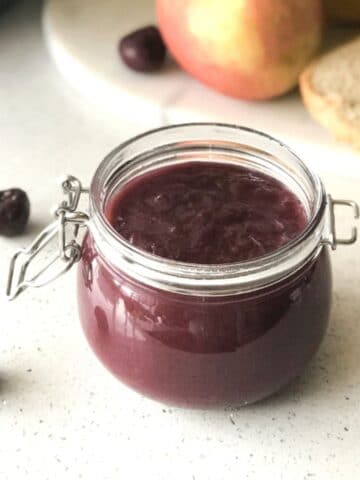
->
300, 36, 360, 149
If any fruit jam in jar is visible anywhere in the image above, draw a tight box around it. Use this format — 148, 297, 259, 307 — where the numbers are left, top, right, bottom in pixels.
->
77, 123, 340, 408
8, 123, 358, 408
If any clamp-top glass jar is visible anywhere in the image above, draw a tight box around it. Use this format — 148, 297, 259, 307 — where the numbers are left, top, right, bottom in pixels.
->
7, 124, 359, 408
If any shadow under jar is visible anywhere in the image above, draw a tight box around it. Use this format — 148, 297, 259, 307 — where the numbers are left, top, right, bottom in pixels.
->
7, 124, 359, 408
78, 124, 341, 409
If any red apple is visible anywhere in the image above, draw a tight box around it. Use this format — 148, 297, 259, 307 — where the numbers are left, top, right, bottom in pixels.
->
157, 0, 323, 100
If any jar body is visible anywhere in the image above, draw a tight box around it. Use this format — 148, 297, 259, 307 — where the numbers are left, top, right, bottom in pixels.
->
78, 233, 332, 408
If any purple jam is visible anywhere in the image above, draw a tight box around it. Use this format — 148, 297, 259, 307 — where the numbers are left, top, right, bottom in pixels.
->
106, 162, 308, 264
77, 161, 331, 408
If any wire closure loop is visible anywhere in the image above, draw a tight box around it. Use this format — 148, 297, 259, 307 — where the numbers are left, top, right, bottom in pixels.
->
6, 176, 89, 300
322, 195, 360, 250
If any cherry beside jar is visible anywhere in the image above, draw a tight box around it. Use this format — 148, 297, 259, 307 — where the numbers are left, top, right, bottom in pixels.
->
7, 124, 359, 408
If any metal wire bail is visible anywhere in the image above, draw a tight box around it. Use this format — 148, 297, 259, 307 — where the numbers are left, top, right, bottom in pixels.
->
6, 176, 89, 300
322, 195, 360, 250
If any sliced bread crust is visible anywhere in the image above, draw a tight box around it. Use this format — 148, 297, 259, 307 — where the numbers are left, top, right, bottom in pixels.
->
300, 37, 360, 149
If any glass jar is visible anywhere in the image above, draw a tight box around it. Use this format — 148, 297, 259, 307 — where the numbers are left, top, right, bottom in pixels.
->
7, 124, 359, 408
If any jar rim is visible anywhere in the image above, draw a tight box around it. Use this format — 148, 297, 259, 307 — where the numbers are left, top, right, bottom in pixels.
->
89, 123, 327, 296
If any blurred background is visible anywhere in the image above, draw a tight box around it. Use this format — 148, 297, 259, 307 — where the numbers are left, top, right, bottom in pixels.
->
1, 0, 360, 190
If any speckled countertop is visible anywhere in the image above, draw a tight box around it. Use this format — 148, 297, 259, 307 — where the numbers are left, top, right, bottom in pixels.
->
1, 2, 360, 480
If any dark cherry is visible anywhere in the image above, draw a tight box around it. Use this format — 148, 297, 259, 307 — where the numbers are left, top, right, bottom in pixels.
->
119, 25, 166, 72
0, 189, 30, 236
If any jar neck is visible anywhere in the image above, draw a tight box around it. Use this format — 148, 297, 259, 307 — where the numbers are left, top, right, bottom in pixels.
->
88, 123, 327, 297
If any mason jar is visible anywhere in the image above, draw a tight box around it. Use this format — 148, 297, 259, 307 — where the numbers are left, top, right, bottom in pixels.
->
7, 124, 359, 408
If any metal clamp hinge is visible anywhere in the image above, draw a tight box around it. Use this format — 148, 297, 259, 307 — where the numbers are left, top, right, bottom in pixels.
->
6, 176, 89, 300
322, 195, 359, 250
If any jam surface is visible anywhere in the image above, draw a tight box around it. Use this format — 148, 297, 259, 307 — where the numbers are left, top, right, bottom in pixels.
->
107, 162, 308, 263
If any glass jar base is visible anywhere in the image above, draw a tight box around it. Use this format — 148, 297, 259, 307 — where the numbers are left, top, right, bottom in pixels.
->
78, 235, 331, 408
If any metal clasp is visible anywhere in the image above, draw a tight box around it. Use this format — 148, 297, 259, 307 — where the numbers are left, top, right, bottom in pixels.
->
6, 176, 89, 300
322, 195, 360, 250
